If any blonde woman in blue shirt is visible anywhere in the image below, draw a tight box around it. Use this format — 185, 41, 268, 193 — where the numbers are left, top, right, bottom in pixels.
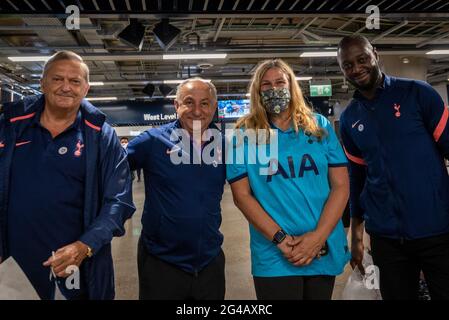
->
227, 59, 350, 300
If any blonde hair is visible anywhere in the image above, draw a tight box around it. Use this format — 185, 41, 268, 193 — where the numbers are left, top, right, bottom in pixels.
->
235, 59, 326, 141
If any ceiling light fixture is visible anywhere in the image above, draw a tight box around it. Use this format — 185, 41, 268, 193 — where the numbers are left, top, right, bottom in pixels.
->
295, 76, 313, 81
142, 83, 155, 97
117, 19, 146, 51
163, 53, 227, 60
159, 84, 174, 97
300, 52, 337, 57
153, 19, 181, 51
86, 97, 118, 101
426, 50, 449, 55
163, 79, 212, 84
8, 56, 51, 62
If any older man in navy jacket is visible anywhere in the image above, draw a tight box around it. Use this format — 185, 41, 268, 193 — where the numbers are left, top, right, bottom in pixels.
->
127, 78, 226, 300
0, 51, 135, 299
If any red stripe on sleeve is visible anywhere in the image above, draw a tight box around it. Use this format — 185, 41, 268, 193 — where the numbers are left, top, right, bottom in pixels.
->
433, 106, 449, 142
343, 147, 366, 166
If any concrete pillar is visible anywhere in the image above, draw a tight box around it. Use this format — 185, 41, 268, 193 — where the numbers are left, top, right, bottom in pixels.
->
379, 55, 429, 81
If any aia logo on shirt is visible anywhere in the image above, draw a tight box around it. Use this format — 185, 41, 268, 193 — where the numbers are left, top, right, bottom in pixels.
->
265, 154, 319, 183
74, 139, 84, 157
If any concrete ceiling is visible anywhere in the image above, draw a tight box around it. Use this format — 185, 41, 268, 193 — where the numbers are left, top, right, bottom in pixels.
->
1, 0, 449, 100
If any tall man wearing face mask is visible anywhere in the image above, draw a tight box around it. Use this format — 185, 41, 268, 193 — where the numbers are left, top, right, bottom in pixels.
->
338, 35, 449, 299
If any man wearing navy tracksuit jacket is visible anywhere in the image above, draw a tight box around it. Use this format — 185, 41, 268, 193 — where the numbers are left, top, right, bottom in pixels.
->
338, 35, 449, 299
0, 51, 135, 299
127, 78, 226, 300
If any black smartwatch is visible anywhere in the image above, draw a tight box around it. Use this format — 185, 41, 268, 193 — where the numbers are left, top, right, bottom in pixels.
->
272, 229, 287, 245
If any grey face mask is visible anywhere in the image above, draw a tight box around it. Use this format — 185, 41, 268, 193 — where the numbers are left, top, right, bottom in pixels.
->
260, 87, 291, 114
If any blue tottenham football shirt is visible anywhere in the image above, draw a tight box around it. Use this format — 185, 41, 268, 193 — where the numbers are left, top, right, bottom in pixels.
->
227, 114, 350, 277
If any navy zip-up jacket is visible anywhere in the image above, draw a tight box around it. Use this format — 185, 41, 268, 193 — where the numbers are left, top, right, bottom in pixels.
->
0, 95, 135, 299
127, 120, 225, 274
340, 74, 449, 240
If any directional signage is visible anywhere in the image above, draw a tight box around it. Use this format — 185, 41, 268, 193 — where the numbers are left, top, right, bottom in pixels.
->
310, 84, 332, 97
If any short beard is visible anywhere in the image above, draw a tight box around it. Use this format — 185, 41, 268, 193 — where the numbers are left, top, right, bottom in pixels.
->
349, 67, 382, 91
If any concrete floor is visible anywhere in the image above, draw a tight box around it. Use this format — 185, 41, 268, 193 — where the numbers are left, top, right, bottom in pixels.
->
112, 181, 354, 300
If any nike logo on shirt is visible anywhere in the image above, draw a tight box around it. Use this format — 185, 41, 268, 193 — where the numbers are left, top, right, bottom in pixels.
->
15, 140, 32, 147
1, 141, 32, 148
351, 120, 361, 128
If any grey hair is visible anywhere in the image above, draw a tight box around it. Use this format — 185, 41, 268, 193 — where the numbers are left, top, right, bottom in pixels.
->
175, 77, 217, 102
42, 50, 90, 82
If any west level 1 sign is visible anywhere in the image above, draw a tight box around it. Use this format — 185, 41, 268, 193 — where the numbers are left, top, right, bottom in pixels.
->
95, 99, 177, 125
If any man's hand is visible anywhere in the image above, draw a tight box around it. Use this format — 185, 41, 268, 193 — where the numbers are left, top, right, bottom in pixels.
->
287, 232, 325, 266
277, 235, 294, 260
350, 238, 365, 274
43, 241, 89, 278
350, 217, 365, 274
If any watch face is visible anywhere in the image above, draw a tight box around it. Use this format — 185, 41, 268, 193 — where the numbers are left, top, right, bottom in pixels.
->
319, 241, 329, 256
273, 230, 286, 244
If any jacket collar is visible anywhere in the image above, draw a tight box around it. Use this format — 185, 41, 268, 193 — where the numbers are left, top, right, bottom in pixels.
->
3, 94, 106, 129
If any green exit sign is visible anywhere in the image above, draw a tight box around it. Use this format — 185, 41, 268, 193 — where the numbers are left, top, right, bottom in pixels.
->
310, 84, 332, 97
